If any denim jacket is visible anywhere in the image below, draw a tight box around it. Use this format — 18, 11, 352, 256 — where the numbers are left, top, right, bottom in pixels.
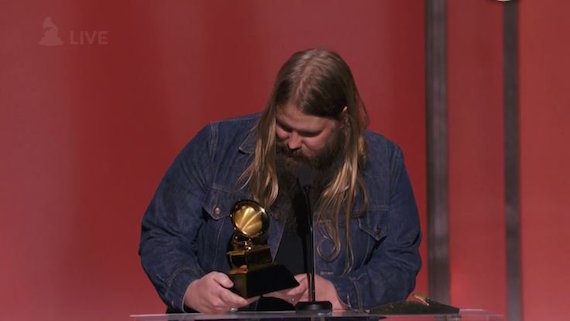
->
139, 114, 421, 312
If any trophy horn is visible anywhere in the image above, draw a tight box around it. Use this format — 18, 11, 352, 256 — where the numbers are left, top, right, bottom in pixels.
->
230, 200, 269, 239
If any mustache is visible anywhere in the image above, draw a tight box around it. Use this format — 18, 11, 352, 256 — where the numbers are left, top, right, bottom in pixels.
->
276, 142, 305, 159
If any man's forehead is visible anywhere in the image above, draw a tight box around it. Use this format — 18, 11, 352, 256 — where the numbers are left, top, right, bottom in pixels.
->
275, 105, 335, 130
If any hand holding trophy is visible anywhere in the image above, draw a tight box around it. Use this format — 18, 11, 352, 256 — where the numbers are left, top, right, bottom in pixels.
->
227, 200, 299, 298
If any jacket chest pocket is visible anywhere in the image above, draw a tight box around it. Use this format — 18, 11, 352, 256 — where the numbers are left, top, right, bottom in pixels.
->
203, 186, 253, 218
197, 188, 251, 272
354, 207, 388, 265
316, 207, 388, 274
357, 207, 388, 241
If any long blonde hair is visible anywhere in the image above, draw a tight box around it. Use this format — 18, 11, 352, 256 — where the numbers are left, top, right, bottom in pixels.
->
242, 49, 369, 272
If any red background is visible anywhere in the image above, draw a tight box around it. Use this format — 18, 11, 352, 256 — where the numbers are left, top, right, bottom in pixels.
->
1, 1, 568, 321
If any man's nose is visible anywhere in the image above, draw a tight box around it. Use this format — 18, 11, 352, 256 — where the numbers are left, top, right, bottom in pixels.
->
287, 132, 302, 150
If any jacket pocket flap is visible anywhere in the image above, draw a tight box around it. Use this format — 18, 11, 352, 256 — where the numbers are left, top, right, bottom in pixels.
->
357, 207, 388, 241
202, 188, 251, 220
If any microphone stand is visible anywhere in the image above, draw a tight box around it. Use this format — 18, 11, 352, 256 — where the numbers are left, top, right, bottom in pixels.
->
295, 171, 332, 314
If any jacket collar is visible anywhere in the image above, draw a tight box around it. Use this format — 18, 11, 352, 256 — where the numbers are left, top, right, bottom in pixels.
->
238, 125, 256, 154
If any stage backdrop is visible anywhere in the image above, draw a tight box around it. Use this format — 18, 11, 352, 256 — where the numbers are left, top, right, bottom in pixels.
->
1, 2, 426, 321
6, 1, 569, 321
446, 2, 570, 321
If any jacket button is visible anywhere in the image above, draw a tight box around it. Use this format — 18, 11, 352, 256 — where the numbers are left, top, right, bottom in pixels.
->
214, 207, 221, 215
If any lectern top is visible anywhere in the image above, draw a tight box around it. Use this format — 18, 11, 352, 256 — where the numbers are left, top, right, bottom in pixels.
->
131, 309, 503, 321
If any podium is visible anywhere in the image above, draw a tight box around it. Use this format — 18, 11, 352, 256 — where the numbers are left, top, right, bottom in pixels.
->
131, 309, 503, 321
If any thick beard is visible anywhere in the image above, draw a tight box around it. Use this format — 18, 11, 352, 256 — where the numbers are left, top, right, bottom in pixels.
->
274, 128, 346, 228
275, 127, 345, 172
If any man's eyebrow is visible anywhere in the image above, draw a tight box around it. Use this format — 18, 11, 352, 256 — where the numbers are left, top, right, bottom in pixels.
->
276, 118, 321, 136
275, 118, 292, 131
297, 128, 321, 136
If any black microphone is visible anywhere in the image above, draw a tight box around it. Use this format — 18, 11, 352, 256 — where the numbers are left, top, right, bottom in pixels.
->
295, 164, 332, 314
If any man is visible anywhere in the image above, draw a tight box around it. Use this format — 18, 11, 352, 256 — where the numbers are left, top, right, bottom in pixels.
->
139, 48, 421, 314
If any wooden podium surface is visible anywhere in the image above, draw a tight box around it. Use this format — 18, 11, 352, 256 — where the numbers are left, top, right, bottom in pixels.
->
131, 309, 502, 321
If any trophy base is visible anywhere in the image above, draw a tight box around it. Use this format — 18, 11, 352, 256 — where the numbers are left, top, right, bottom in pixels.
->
228, 264, 299, 298
295, 301, 333, 314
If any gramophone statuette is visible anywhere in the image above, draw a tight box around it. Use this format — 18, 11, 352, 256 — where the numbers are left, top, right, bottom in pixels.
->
227, 200, 298, 298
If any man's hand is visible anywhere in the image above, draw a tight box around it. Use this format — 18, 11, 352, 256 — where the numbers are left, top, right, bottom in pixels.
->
264, 274, 309, 305
296, 274, 347, 310
184, 272, 257, 313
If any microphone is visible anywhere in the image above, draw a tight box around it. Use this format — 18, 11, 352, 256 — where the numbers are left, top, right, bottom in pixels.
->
295, 164, 332, 313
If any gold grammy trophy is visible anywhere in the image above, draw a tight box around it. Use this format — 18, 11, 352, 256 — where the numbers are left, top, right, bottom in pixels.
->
227, 200, 299, 298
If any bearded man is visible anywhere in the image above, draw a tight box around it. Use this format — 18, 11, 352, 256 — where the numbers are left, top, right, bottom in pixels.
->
139, 48, 421, 314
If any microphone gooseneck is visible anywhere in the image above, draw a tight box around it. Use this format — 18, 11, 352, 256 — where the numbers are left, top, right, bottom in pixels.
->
294, 164, 332, 314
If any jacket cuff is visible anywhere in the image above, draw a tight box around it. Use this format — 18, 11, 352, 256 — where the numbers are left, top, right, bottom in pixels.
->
167, 267, 201, 312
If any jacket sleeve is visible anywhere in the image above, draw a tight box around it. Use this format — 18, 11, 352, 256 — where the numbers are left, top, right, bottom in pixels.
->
138, 124, 214, 312
326, 147, 422, 310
